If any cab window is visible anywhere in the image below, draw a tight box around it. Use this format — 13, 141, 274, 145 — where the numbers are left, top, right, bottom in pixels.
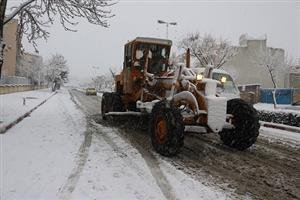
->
125, 43, 132, 67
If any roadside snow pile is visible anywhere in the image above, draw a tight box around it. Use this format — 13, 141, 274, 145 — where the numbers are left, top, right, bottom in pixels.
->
254, 103, 300, 115
260, 127, 300, 148
0, 88, 53, 128
254, 103, 300, 127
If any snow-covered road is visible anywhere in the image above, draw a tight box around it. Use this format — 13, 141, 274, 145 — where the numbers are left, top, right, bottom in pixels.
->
67, 89, 236, 200
1, 88, 299, 200
69, 89, 300, 200
1, 89, 236, 200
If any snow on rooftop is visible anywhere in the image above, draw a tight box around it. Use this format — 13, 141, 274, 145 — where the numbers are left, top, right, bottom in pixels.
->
254, 103, 300, 116
239, 34, 267, 46
240, 33, 267, 41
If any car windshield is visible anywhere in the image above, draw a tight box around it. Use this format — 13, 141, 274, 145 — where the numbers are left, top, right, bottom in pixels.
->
212, 72, 239, 94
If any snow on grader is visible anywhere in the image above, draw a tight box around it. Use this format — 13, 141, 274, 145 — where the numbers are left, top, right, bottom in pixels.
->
101, 37, 260, 157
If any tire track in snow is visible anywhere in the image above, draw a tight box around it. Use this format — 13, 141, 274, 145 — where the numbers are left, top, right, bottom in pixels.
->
98, 113, 300, 200
172, 133, 300, 200
71, 89, 300, 200
91, 120, 176, 200
58, 124, 92, 200
58, 91, 93, 200
69, 89, 177, 200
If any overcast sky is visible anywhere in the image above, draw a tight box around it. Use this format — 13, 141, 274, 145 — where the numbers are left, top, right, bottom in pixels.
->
8, 0, 300, 80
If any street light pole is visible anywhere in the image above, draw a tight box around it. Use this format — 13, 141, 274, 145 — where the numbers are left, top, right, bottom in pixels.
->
157, 20, 177, 39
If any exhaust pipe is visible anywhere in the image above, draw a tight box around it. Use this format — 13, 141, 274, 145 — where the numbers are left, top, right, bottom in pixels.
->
186, 48, 190, 68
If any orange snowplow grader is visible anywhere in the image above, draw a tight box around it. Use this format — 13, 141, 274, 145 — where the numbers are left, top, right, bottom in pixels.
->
102, 37, 260, 156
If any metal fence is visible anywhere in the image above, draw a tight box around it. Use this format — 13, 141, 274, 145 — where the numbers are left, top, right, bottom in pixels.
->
0, 76, 30, 85
260, 88, 296, 104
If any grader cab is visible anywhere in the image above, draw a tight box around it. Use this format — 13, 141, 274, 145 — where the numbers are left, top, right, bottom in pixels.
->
102, 37, 259, 157
114, 37, 172, 109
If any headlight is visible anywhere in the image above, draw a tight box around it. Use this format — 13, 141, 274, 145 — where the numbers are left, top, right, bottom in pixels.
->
196, 74, 203, 81
221, 76, 227, 83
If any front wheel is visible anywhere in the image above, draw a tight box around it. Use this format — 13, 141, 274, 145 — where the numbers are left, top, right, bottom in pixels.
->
150, 101, 184, 157
219, 99, 260, 150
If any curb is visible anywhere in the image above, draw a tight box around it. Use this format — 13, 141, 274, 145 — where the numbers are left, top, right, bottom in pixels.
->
260, 121, 300, 133
0, 92, 57, 134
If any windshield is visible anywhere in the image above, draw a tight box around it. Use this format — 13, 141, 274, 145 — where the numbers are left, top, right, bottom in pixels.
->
212, 72, 239, 94
135, 43, 170, 75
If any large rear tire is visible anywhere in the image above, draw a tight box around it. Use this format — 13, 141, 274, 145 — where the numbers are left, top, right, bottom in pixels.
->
150, 101, 184, 157
219, 99, 260, 150
101, 93, 125, 120
101, 92, 112, 120
111, 93, 125, 112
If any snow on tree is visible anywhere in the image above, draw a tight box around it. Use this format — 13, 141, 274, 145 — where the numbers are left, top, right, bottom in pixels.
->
90, 67, 120, 92
253, 48, 292, 108
92, 75, 114, 92
0, 0, 115, 76
169, 52, 185, 67
45, 53, 69, 83
178, 33, 237, 68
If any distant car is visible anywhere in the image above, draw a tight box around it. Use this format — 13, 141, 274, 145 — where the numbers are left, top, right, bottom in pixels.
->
86, 88, 97, 96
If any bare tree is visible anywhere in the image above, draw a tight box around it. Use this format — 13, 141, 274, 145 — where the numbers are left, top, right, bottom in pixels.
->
0, 0, 115, 76
253, 48, 291, 108
178, 33, 236, 68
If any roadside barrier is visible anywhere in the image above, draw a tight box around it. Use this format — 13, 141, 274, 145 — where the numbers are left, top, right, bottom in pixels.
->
0, 84, 47, 95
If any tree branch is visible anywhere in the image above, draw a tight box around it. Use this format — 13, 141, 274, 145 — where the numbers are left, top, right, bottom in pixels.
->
4, 0, 35, 25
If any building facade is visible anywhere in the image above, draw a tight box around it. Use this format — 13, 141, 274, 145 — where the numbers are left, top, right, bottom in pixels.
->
2, 19, 18, 77
222, 34, 285, 88
285, 65, 300, 88
17, 53, 44, 85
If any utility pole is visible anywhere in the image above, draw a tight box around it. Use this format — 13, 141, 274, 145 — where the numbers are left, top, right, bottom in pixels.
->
157, 20, 177, 39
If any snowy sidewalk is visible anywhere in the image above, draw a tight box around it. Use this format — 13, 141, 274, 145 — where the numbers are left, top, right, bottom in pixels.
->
1, 89, 86, 199
0, 89, 55, 131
